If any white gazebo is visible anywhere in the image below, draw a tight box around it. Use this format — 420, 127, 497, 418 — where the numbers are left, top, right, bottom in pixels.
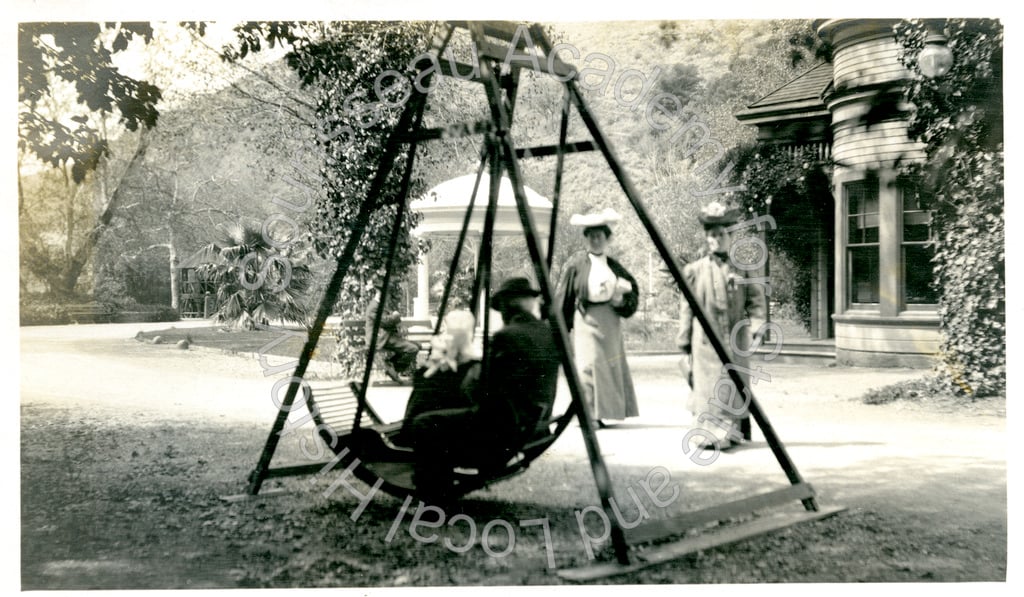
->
410, 173, 553, 322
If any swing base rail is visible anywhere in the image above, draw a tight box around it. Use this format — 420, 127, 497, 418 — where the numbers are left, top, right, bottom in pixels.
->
557, 484, 846, 581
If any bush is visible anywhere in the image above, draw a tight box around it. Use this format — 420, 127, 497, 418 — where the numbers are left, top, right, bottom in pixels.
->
20, 298, 179, 326
895, 19, 1005, 398
930, 193, 1005, 398
734, 144, 833, 332
20, 302, 70, 326
769, 301, 809, 339
622, 317, 680, 352
331, 325, 368, 381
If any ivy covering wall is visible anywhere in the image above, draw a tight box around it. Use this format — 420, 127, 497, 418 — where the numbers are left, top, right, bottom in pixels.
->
894, 19, 1004, 397
733, 144, 834, 330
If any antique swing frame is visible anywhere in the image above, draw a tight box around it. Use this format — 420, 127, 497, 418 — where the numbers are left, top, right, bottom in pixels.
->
232, 21, 844, 578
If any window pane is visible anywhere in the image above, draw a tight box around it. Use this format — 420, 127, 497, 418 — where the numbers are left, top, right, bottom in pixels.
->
903, 210, 931, 242
847, 217, 859, 243
848, 214, 879, 243
903, 188, 927, 211
849, 246, 880, 304
849, 194, 862, 214
904, 224, 930, 243
863, 194, 879, 214
904, 245, 938, 304
901, 185, 936, 305
847, 182, 879, 245
848, 181, 878, 214
863, 223, 879, 244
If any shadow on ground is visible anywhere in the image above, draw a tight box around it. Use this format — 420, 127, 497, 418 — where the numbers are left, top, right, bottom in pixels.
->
21, 400, 1006, 588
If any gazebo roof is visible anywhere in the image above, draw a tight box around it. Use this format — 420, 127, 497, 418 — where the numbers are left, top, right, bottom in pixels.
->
411, 173, 552, 237
413, 173, 551, 209
735, 62, 834, 124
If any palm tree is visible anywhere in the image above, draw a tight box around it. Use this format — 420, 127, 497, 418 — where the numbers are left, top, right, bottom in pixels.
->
196, 222, 313, 329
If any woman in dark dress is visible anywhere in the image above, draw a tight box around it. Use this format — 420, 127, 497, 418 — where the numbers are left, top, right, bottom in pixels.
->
399, 310, 480, 440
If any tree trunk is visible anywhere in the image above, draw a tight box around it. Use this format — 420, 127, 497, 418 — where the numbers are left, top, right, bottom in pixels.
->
64, 167, 75, 264
169, 229, 180, 310
62, 130, 152, 301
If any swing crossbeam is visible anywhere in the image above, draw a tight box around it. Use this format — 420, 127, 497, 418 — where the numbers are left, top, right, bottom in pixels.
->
516, 140, 596, 159
398, 119, 495, 142
626, 482, 817, 544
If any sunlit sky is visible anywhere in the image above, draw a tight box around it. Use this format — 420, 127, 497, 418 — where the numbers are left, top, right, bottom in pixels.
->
109, 22, 287, 105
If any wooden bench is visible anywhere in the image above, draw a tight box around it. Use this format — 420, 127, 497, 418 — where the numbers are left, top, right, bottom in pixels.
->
296, 380, 409, 453
335, 318, 433, 343
295, 379, 568, 498
67, 302, 113, 324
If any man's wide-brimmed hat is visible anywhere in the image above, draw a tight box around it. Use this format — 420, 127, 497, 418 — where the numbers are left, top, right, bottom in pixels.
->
569, 207, 622, 229
491, 277, 541, 311
698, 201, 741, 227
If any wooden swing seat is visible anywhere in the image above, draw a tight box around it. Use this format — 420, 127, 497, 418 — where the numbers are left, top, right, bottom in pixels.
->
304, 379, 567, 500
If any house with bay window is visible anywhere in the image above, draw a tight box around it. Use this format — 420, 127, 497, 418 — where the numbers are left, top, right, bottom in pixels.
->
736, 19, 940, 367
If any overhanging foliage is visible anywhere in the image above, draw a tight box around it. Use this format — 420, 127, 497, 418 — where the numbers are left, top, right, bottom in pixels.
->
733, 144, 833, 329
894, 19, 1004, 397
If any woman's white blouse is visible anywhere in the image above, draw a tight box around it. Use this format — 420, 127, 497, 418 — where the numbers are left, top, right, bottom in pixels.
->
586, 253, 617, 303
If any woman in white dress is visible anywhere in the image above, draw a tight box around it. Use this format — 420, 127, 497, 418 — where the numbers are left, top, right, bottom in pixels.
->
556, 208, 640, 426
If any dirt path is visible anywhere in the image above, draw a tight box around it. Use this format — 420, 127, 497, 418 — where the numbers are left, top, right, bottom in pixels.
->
18, 323, 1007, 586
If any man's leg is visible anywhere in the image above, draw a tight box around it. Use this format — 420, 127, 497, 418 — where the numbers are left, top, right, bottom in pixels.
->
378, 349, 402, 382
406, 408, 476, 498
386, 338, 420, 376
740, 415, 752, 441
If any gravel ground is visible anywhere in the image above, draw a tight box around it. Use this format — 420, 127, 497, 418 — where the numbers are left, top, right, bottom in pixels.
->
18, 322, 1008, 588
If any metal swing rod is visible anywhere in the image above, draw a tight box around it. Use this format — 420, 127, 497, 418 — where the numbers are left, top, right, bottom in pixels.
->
476, 139, 503, 384
353, 101, 427, 434
245, 92, 425, 495
546, 87, 572, 270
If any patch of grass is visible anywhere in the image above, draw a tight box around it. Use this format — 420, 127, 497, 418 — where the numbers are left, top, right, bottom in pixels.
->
860, 375, 1006, 416
861, 377, 940, 405
22, 402, 1007, 588
622, 319, 679, 353
136, 325, 335, 362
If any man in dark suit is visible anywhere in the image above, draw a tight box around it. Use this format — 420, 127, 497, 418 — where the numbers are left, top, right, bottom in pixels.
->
365, 287, 420, 382
479, 277, 562, 449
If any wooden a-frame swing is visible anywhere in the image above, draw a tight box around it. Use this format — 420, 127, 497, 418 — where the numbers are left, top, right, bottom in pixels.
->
230, 22, 844, 579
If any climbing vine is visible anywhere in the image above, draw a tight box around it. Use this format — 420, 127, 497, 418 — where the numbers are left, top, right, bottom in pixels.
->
733, 144, 834, 329
227, 22, 437, 375
894, 19, 1004, 397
